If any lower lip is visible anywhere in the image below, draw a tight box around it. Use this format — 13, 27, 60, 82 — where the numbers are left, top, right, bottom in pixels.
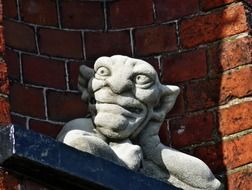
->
96, 103, 140, 116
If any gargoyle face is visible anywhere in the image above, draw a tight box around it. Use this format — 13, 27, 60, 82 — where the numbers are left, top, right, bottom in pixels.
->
78, 55, 180, 140
80, 55, 179, 140
89, 56, 161, 140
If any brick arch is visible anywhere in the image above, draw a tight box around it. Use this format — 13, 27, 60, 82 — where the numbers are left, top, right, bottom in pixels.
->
1, 0, 252, 189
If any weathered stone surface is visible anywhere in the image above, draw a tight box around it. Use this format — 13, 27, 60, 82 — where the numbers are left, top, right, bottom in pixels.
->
57, 55, 221, 190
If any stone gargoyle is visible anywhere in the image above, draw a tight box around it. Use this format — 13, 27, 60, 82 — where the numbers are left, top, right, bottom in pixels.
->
57, 55, 221, 190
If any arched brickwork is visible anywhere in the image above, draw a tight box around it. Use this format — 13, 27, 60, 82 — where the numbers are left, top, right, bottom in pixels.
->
1, 0, 252, 189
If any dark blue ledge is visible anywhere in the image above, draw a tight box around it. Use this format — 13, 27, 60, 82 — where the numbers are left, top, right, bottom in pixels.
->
0, 125, 179, 190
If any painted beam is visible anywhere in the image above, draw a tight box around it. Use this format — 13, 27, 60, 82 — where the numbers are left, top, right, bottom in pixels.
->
0, 125, 179, 190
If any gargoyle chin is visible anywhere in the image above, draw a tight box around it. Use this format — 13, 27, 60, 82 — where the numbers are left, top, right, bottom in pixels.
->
57, 55, 222, 190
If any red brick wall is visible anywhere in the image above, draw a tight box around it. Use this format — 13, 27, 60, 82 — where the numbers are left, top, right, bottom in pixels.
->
0, 0, 10, 127
0, 0, 17, 188
2, 0, 252, 189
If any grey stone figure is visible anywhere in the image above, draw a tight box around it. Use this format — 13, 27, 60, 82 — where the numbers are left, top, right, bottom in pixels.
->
57, 55, 221, 190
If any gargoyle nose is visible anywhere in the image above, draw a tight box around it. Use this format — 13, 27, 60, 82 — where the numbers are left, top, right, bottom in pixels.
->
106, 77, 132, 94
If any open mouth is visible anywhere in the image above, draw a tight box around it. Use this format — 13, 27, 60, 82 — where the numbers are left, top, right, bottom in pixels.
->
89, 97, 143, 114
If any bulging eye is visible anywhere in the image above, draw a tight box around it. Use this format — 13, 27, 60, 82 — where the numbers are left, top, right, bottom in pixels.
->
96, 66, 110, 76
134, 74, 152, 85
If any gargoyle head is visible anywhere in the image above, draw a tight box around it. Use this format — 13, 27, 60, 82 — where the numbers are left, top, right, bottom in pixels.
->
78, 55, 179, 140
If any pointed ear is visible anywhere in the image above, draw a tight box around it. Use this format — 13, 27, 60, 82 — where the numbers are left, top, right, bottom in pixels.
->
77, 65, 94, 101
153, 85, 180, 121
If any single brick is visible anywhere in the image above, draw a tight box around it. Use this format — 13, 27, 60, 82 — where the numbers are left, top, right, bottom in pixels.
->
85, 31, 131, 60
3, 0, 17, 18
39, 28, 83, 59
29, 119, 63, 138
217, 101, 252, 136
208, 37, 252, 74
154, 0, 198, 22
4, 20, 36, 52
11, 114, 27, 127
227, 167, 252, 190
180, 5, 248, 48
0, 26, 4, 53
61, 1, 104, 29
0, 98, 11, 125
220, 67, 252, 102
20, 0, 58, 26
135, 24, 177, 56
186, 67, 252, 111
109, 0, 153, 28
170, 112, 214, 148
4, 49, 20, 80
195, 133, 252, 172
47, 90, 88, 122
22, 54, 66, 89
200, 0, 236, 11
10, 84, 45, 118
0, 63, 9, 94
162, 49, 207, 83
